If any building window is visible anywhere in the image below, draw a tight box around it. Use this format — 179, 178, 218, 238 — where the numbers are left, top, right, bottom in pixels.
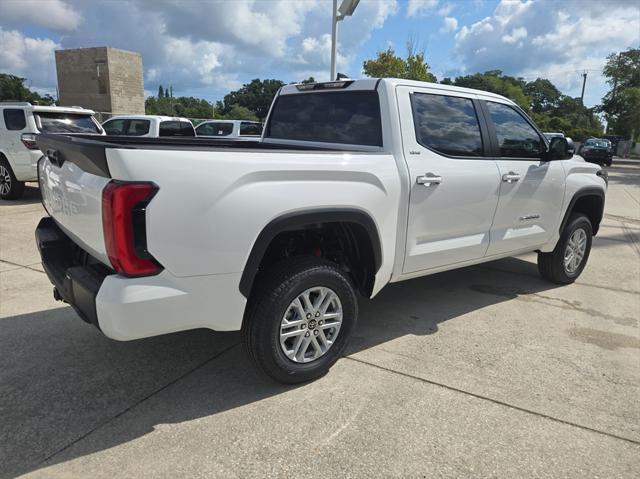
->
96, 62, 107, 94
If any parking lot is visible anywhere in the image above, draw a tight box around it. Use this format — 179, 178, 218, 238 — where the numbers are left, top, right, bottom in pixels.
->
1, 162, 638, 478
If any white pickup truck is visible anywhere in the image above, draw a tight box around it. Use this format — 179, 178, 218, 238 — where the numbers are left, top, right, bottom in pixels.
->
35, 79, 607, 383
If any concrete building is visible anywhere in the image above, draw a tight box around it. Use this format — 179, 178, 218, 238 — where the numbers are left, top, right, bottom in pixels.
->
55, 47, 145, 118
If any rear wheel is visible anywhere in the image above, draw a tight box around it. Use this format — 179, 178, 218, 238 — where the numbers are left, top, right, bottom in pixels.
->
538, 214, 592, 284
242, 257, 358, 384
0, 157, 25, 200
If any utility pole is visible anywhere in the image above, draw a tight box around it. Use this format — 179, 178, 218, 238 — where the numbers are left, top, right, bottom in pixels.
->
330, 0, 360, 81
580, 71, 588, 105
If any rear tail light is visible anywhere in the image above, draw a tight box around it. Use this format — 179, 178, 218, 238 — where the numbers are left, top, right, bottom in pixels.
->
21, 133, 39, 150
102, 181, 162, 276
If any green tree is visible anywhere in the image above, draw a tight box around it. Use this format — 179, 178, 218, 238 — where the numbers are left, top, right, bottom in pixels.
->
300, 77, 316, 84
158, 85, 164, 98
221, 104, 259, 121
599, 48, 640, 140
0, 73, 55, 105
217, 78, 284, 120
451, 70, 530, 110
362, 46, 437, 82
524, 78, 562, 113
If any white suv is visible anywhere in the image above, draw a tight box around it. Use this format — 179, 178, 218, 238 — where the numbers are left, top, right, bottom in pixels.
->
102, 115, 196, 137
0, 102, 103, 200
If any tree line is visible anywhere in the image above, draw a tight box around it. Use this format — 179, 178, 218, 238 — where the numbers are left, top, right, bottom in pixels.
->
1, 47, 636, 141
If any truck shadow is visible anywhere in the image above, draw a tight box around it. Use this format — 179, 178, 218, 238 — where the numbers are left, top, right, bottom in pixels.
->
0, 184, 42, 206
1, 257, 559, 478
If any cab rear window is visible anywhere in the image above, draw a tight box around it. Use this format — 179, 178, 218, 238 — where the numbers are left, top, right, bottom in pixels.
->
36, 113, 100, 133
266, 91, 382, 147
159, 121, 195, 137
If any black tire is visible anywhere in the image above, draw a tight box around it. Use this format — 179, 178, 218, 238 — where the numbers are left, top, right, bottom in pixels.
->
606, 159, 612, 167
0, 156, 25, 200
242, 257, 358, 384
538, 213, 593, 284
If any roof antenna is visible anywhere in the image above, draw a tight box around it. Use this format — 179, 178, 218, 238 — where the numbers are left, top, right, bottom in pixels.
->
336, 73, 350, 80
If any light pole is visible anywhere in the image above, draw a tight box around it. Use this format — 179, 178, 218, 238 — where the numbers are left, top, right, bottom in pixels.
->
330, 0, 360, 81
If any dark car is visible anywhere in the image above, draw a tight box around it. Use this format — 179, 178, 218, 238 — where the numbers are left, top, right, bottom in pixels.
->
579, 138, 613, 166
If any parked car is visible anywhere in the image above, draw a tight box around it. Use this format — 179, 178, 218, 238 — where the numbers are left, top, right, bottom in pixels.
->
102, 115, 195, 137
579, 138, 613, 166
195, 119, 262, 140
35, 78, 606, 383
0, 102, 103, 200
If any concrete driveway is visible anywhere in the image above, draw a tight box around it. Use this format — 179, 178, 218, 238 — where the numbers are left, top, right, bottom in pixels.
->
1, 162, 639, 478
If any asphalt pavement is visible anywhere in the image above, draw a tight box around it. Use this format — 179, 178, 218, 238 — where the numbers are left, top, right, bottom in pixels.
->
1, 162, 638, 478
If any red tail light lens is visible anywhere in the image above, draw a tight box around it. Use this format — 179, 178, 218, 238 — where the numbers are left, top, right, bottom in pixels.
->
21, 133, 39, 150
102, 181, 161, 276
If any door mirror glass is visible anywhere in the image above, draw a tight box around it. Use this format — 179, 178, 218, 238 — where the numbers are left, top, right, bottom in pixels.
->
546, 136, 574, 161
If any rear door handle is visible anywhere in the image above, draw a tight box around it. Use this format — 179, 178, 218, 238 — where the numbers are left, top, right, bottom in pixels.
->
502, 171, 521, 183
416, 173, 442, 186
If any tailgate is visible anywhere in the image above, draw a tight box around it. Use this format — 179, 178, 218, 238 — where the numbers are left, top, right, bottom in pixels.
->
37, 134, 112, 266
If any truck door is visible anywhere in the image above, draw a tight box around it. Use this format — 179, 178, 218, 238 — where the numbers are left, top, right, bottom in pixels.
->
396, 86, 501, 274
480, 100, 566, 256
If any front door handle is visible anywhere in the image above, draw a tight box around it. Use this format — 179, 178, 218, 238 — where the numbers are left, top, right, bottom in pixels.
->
502, 171, 521, 183
416, 173, 442, 186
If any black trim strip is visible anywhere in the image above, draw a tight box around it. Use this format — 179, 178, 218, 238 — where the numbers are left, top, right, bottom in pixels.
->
239, 208, 382, 297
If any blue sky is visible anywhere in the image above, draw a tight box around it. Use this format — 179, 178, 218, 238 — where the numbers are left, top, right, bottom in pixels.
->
1, 0, 639, 107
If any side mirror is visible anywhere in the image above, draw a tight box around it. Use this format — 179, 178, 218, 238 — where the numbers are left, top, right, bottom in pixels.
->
546, 137, 573, 161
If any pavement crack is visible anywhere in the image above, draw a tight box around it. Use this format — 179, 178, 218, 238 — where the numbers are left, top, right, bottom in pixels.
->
621, 222, 640, 258
0, 259, 44, 274
37, 342, 241, 467
345, 356, 640, 446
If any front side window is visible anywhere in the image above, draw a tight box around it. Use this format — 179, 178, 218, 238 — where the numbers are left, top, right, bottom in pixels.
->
411, 93, 483, 157
267, 91, 383, 147
486, 102, 543, 158
3, 109, 27, 130
37, 113, 101, 133
159, 121, 195, 137
103, 119, 126, 135
196, 122, 233, 136
126, 120, 150, 136
239, 122, 262, 136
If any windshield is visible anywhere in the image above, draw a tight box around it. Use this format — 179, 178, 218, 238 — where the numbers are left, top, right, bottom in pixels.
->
584, 139, 608, 148
36, 112, 101, 133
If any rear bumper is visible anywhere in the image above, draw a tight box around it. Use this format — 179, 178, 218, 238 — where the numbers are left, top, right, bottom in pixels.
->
36, 216, 111, 328
36, 216, 248, 340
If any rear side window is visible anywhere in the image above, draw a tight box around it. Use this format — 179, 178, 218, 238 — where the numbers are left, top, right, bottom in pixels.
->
486, 102, 543, 158
267, 91, 383, 147
3, 109, 27, 130
103, 119, 126, 135
239, 122, 262, 136
36, 113, 100, 133
411, 93, 483, 157
126, 120, 150, 136
159, 121, 195, 137
196, 122, 233, 136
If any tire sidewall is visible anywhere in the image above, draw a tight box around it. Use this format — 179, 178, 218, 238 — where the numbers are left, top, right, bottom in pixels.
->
257, 263, 358, 382
559, 215, 592, 281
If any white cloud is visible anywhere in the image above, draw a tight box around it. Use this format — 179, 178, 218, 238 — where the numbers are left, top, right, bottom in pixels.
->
454, 0, 640, 105
441, 16, 458, 33
501, 26, 527, 44
407, 0, 438, 17
0, 0, 397, 96
0, 0, 81, 32
0, 28, 59, 89
438, 3, 454, 17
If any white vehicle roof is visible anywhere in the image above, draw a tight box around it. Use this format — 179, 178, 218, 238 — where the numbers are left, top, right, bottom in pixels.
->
104, 115, 193, 123
196, 120, 260, 125
0, 102, 95, 115
280, 78, 515, 104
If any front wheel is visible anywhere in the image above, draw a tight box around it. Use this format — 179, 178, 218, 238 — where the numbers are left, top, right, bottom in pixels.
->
0, 157, 25, 200
242, 257, 358, 384
538, 214, 593, 284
